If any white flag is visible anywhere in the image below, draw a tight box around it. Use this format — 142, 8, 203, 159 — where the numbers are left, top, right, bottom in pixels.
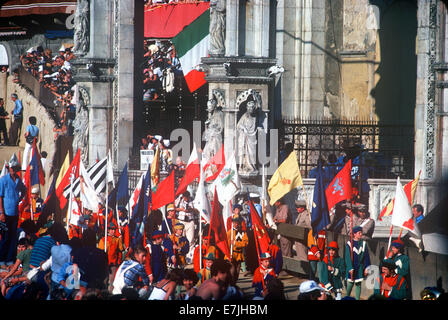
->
210, 152, 241, 206
79, 160, 101, 211
193, 164, 211, 224
0, 160, 7, 177
391, 177, 421, 237
69, 196, 82, 226
107, 150, 115, 187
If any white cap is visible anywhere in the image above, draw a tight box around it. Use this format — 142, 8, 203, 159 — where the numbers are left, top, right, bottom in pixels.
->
249, 192, 260, 198
163, 139, 170, 147
31, 186, 40, 194
8, 153, 20, 168
299, 280, 325, 294
154, 135, 162, 141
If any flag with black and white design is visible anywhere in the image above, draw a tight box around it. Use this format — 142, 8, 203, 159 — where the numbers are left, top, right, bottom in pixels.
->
62, 156, 113, 199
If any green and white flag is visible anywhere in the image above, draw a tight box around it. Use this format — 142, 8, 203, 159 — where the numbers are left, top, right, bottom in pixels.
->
171, 8, 210, 93
210, 152, 241, 206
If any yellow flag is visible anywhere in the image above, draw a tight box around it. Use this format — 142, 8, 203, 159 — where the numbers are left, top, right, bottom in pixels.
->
268, 151, 303, 205
151, 145, 160, 186
55, 151, 70, 189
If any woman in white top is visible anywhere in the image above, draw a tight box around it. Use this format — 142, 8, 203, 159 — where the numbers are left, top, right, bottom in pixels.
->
148, 269, 183, 300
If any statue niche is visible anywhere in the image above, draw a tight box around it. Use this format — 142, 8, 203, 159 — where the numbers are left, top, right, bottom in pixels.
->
236, 89, 262, 177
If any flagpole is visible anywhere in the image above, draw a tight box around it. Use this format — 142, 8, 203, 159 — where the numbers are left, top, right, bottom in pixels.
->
229, 200, 234, 258
66, 171, 74, 233
262, 164, 266, 225
252, 206, 266, 291
386, 224, 394, 258
105, 154, 109, 253
350, 207, 354, 281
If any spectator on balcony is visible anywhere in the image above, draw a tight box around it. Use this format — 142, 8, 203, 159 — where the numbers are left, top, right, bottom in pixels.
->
0, 98, 9, 146
9, 93, 23, 146
21, 117, 39, 171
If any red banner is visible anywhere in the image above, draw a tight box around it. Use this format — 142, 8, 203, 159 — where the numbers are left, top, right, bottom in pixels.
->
144, 2, 210, 39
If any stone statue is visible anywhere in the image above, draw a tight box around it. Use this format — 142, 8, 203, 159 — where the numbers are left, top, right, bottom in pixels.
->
72, 86, 89, 165
209, 0, 226, 56
73, 0, 90, 56
237, 95, 260, 176
202, 95, 224, 162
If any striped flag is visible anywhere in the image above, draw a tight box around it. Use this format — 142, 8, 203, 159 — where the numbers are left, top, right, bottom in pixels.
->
171, 7, 209, 93
62, 157, 109, 199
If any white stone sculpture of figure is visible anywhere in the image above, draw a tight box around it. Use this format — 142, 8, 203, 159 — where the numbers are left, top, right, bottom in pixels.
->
72, 104, 89, 165
73, 0, 90, 56
209, 0, 226, 56
202, 97, 223, 162
237, 99, 259, 176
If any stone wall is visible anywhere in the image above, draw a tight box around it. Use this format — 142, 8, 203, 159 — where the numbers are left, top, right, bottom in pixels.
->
4, 73, 58, 197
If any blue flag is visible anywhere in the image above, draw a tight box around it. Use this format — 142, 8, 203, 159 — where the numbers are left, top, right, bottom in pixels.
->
108, 162, 129, 210
130, 165, 151, 248
29, 143, 45, 187
310, 161, 330, 237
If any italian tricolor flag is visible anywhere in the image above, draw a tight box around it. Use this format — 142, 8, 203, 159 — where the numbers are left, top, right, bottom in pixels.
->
171, 8, 210, 93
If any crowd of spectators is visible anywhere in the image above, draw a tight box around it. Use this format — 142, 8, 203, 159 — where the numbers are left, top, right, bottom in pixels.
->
19, 45, 76, 137
143, 39, 182, 101
140, 133, 187, 187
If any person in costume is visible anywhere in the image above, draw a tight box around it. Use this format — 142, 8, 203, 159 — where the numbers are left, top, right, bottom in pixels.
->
307, 229, 327, 281
373, 258, 407, 300
145, 230, 167, 284
193, 235, 217, 274
21, 186, 43, 225
345, 226, 371, 300
164, 222, 189, 270
197, 252, 215, 286
267, 230, 283, 276
98, 221, 124, 292
117, 206, 130, 251
227, 217, 249, 282
387, 238, 410, 298
318, 241, 345, 300
252, 252, 277, 298
161, 203, 176, 237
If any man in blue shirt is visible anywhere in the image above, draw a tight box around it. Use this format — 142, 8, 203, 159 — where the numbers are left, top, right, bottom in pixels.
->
21, 116, 39, 171
412, 204, 424, 224
0, 154, 27, 265
9, 93, 23, 146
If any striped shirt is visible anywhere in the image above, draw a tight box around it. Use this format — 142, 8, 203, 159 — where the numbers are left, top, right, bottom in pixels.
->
29, 236, 56, 268
122, 260, 150, 287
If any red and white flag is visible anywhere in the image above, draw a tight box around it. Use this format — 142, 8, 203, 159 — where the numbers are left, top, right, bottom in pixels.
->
325, 159, 353, 210
56, 149, 81, 209
202, 144, 225, 182
391, 177, 421, 237
128, 173, 144, 220
176, 143, 200, 196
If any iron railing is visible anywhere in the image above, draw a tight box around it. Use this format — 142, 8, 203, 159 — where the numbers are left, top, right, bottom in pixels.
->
280, 119, 415, 179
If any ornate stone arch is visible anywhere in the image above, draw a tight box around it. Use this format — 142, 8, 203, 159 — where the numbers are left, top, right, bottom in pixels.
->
235, 88, 262, 112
